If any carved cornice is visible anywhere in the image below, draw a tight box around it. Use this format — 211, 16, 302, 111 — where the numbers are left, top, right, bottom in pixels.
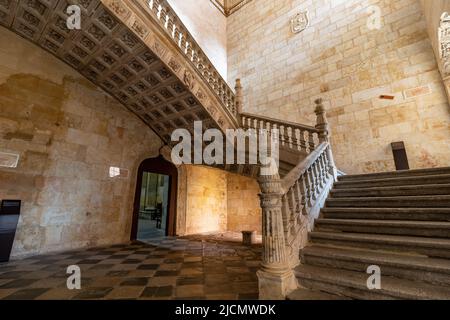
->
210, 0, 252, 17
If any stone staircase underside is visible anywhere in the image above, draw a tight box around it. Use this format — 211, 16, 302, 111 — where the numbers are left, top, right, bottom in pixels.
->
0, 0, 317, 179
0, 0, 238, 153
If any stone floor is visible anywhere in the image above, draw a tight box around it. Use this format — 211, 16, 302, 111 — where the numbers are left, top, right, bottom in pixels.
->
0, 234, 261, 300
137, 218, 165, 240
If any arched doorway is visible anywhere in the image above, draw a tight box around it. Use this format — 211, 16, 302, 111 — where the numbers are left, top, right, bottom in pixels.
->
131, 156, 178, 240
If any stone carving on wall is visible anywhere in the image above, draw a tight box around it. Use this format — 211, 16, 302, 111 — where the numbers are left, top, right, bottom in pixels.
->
108, 0, 131, 20
131, 18, 149, 39
168, 58, 181, 73
183, 70, 195, 90
196, 89, 206, 101
291, 10, 310, 34
439, 12, 450, 76
153, 41, 166, 57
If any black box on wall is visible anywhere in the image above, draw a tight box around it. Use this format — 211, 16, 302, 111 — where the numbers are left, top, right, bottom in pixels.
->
0, 200, 21, 263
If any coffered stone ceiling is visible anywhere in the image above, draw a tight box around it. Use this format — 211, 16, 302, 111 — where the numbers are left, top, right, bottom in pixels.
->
0, 0, 238, 145
210, 0, 252, 17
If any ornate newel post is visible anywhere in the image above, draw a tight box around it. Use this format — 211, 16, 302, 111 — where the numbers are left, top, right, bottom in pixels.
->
257, 170, 298, 300
315, 98, 337, 180
235, 79, 243, 123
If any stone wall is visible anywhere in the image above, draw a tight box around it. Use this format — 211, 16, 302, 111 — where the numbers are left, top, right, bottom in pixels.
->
227, 172, 261, 234
184, 165, 228, 234
228, 0, 450, 174
0, 28, 163, 258
183, 165, 261, 235
168, 0, 228, 78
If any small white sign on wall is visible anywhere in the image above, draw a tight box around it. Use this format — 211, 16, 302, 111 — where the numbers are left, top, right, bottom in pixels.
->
0, 152, 20, 168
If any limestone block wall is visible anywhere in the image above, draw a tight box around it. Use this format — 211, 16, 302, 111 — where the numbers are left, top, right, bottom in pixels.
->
183, 165, 261, 235
228, 0, 450, 174
0, 28, 163, 258
227, 172, 261, 234
184, 165, 228, 234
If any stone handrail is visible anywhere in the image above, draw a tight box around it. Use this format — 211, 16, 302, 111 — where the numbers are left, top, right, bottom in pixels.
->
280, 141, 337, 267
143, 0, 238, 118
240, 112, 319, 154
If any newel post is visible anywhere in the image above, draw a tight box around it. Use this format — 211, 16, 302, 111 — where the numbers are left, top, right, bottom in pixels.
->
314, 98, 329, 143
235, 79, 243, 123
314, 98, 338, 180
257, 170, 298, 300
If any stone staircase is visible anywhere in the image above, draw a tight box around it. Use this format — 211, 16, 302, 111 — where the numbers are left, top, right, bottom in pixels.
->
290, 167, 450, 300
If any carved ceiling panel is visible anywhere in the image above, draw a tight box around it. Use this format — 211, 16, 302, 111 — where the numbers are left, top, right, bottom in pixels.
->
0, 0, 217, 144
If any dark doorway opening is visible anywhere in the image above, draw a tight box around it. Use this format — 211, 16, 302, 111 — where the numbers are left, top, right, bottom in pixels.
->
131, 156, 178, 241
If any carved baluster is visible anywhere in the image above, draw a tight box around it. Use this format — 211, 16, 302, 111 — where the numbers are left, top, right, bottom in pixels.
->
294, 180, 304, 224
299, 129, 307, 153
222, 84, 227, 104
272, 123, 278, 146
304, 168, 313, 207
191, 49, 197, 64
178, 32, 185, 49
293, 181, 302, 223
315, 157, 324, 192
298, 174, 308, 215
235, 79, 243, 116
317, 156, 325, 190
322, 153, 329, 183
156, 4, 163, 19
309, 164, 317, 200
164, 12, 170, 29
318, 153, 327, 186
308, 166, 318, 201
287, 126, 293, 149
184, 41, 190, 55
279, 125, 286, 147
171, 22, 176, 39
292, 128, 299, 151
308, 131, 315, 153
286, 189, 296, 238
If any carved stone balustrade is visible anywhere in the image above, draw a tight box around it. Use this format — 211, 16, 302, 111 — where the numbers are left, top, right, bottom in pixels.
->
241, 113, 319, 155
257, 99, 338, 298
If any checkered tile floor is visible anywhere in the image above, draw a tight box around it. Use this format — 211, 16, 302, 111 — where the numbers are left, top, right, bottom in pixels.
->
0, 235, 261, 300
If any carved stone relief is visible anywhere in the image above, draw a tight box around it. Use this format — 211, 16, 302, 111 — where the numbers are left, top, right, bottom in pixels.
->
291, 10, 309, 34
183, 70, 195, 90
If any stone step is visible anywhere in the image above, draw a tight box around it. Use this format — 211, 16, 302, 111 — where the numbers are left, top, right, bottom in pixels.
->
315, 219, 450, 238
325, 195, 450, 208
338, 167, 450, 182
321, 208, 450, 221
310, 231, 450, 258
301, 245, 450, 286
287, 287, 349, 300
295, 264, 450, 300
334, 174, 450, 189
330, 184, 450, 198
